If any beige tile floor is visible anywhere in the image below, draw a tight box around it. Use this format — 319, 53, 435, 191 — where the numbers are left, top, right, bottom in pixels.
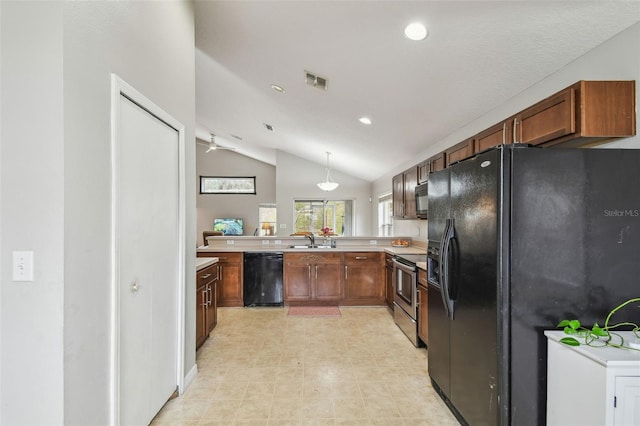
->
152, 306, 460, 426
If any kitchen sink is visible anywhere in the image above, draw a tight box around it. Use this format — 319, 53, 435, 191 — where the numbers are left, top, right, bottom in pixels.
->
287, 244, 334, 249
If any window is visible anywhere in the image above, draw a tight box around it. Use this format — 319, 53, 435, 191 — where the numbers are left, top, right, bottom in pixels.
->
259, 203, 276, 236
200, 176, 256, 194
378, 193, 392, 236
293, 199, 354, 236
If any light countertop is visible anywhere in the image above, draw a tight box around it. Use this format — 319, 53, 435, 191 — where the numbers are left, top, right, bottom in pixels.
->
196, 257, 218, 271
197, 245, 426, 255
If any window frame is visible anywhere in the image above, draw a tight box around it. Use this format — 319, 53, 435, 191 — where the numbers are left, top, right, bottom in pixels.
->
199, 176, 256, 195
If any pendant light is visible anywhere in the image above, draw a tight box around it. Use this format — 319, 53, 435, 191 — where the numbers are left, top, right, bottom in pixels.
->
317, 152, 339, 191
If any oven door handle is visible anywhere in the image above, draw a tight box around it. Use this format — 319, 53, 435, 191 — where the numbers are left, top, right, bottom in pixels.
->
440, 218, 456, 320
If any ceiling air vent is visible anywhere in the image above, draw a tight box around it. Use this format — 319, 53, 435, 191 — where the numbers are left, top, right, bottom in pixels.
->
305, 70, 328, 90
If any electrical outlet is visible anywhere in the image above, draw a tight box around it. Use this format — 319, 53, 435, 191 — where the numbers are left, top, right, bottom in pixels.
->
13, 251, 34, 282
275, 240, 282, 245
226, 240, 235, 245
369, 240, 378, 245
262, 240, 269, 245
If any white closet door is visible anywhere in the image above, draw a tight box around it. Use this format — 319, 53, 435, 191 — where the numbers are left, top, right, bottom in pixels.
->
118, 94, 179, 425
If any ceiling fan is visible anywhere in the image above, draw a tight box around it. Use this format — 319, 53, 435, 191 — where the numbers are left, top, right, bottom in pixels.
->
199, 133, 235, 152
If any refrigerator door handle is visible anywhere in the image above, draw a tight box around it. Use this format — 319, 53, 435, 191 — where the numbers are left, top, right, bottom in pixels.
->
441, 218, 456, 320
438, 219, 451, 319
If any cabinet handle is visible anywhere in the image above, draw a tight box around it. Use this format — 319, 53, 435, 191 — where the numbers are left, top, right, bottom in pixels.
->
201, 290, 208, 307
219, 266, 223, 276
355, 256, 367, 260
315, 265, 318, 280
502, 122, 506, 145
308, 265, 311, 280
207, 284, 212, 306
512, 117, 519, 143
345, 265, 348, 280
201, 273, 212, 280
218, 257, 227, 261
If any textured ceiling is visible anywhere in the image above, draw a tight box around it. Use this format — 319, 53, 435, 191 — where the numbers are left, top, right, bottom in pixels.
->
194, 1, 640, 181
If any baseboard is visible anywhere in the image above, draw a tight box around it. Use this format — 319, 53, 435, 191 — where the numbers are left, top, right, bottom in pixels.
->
182, 363, 198, 394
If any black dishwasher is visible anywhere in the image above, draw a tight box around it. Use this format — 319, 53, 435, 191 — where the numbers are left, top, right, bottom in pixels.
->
243, 252, 284, 307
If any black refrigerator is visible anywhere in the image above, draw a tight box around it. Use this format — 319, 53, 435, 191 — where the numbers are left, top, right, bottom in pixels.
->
426, 144, 640, 426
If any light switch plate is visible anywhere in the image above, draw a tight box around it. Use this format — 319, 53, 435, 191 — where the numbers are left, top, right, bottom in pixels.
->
13, 251, 34, 282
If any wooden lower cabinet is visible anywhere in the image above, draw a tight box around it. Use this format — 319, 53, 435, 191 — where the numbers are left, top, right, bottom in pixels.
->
198, 252, 243, 307
284, 252, 343, 304
196, 263, 218, 350
418, 268, 428, 346
344, 252, 385, 305
385, 253, 394, 309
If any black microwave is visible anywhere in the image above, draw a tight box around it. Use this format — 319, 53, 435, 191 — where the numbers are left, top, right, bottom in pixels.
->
415, 182, 428, 219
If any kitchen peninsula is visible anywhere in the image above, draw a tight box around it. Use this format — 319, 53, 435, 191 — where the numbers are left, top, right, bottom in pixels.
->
197, 236, 426, 308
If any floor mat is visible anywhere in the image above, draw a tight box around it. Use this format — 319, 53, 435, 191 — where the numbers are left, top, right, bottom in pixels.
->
287, 306, 341, 317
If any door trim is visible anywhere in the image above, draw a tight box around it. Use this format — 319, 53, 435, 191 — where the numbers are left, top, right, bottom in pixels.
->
109, 74, 186, 425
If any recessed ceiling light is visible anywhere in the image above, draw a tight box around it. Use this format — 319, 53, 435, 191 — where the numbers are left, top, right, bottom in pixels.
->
271, 84, 285, 93
359, 117, 372, 125
404, 22, 428, 41
264, 123, 274, 132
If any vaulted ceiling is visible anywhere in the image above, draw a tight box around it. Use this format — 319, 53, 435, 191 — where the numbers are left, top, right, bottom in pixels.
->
194, 1, 640, 181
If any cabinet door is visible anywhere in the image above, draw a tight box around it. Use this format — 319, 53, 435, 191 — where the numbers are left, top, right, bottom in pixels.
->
284, 263, 313, 301
218, 261, 243, 307
206, 282, 217, 333
614, 376, 640, 426
475, 120, 512, 153
516, 88, 575, 146
314, 263, 343, 301
430, 153, 446, 172
196, 284, 208, 349
385, 254, 394, 308
344, 253, 384, 304
210, 253, 243, 307
403, 167, 418, 218
445, 138, 474, 167
417, 160, 430, 184
418, 285, 428, 346
392, 173, 404, 218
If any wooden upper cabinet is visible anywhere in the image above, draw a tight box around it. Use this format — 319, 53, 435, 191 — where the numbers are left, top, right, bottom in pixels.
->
445, 138, 474, 167
515, 88, 575, 146
417, 160, 430, 184
393, 167, 418, 219
516, 81, 635, 147
392, 173, 404, 218
475, 120, 513, 153
430, 152, 446, 173
403, 166, 418, 219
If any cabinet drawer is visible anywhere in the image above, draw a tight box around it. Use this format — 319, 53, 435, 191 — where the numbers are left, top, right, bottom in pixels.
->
344, 252, 380, 264
197, 263, 218, 285
206, 252, 242, 263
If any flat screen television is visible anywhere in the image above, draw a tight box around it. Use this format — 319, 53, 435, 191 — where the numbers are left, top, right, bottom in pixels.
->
213, 218, 244, 236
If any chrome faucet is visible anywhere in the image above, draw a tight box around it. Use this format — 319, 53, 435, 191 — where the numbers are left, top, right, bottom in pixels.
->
305, 233, 315, 246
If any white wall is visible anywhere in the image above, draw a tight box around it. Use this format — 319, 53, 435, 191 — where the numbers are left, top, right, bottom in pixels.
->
372, 22, 640, 240
1, 1, 196, 424
1, 2, 65, 424
196, 142, 276, 245
276, 150, 373, 236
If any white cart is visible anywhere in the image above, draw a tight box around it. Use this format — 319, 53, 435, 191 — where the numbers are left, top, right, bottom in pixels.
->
545, 330, 640, 426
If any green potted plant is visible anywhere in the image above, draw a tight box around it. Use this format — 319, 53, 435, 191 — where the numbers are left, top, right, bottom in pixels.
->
557, 297, 640, 351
